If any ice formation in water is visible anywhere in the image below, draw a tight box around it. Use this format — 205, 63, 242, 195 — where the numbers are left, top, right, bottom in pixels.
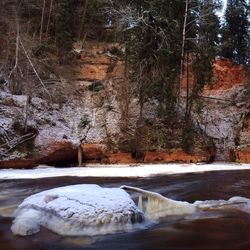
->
121, 186, 196, 220
11, 184, 143, 236
121, 186, 250, 220
11, 184, 250, 237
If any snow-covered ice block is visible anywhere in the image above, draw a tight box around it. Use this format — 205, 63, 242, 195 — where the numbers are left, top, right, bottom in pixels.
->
11, 184, 144, 236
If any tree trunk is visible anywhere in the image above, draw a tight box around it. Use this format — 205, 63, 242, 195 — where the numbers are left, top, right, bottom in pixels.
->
185, 52, 190, 120
24, 95, 31, 133
78, 0, 89, 40
78, 145, 83, 167
9, 12, 19, 79
40, 0, 46, 43
178, 0, 189, 104
46, 0, 53, 37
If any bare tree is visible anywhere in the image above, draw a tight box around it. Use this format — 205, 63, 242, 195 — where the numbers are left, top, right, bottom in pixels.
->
40, 0, 46, 43
78, 0, 89, 41
8, 12, 20, 79
178, 0, 189, 106
20, 38, 50, 97
46, 0, 53, 37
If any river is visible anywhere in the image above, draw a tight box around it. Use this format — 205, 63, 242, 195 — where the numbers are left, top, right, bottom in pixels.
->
1, 170, 250, 249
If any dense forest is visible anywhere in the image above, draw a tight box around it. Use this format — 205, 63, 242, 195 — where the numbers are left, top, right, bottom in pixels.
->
0, 0, 249, 165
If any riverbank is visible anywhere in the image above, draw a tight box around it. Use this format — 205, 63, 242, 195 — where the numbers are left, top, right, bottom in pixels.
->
1, 163, 250, 179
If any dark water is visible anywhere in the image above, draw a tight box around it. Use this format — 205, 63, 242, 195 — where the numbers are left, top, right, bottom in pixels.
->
1, 170, 250, 250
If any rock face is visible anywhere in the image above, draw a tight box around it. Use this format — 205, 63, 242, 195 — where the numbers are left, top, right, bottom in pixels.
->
11, 184, 143, 236
0, 159, 37, 169
38, 141, 78, 166
208, 59, 246, 90
235, 113, 250, 163
181, 59, 248, 161
235, 146, 250, 163
0, 41, 248, 166
143, 150, 210, 163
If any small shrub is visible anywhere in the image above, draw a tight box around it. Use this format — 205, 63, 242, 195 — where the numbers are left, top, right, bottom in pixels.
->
78, 115, 90, 129
88, 80, 104, 92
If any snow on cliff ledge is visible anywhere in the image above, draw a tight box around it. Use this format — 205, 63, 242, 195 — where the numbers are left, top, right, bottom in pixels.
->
11, 184, 143, 236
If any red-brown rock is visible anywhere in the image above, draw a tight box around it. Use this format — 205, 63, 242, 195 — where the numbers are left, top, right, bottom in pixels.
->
103, 153, 134, 164
0, 159, 38, 169
143, 150, 209, 163
235, 146, 250, 163
208, 59, 246, 91
81, 64, 109, 81
181, 58, 247, 93
79, 53, 111, 65
38, 141, 78, 166
81, 144, 105, 160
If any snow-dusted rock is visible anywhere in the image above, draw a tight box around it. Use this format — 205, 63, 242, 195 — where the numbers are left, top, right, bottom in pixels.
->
11, 184, 143, 236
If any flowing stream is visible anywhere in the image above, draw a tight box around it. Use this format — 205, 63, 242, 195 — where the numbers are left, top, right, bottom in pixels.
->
1, 170, 250, 249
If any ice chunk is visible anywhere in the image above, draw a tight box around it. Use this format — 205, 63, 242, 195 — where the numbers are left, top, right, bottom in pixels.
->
11, 184, 144, 236
194, 196, 250, 213
121, 186, 196, 220
122, 186, 250, 220
11, 209, 41, 236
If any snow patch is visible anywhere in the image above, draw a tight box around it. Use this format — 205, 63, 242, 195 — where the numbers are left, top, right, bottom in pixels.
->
1, 163, 250, 179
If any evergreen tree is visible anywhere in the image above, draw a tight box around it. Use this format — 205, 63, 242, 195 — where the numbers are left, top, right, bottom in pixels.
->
198, 0, 221, 57
220, 0, 250, 65
180, 0, 220, 118
56, 0, 74, 63
124, 0, 185, 121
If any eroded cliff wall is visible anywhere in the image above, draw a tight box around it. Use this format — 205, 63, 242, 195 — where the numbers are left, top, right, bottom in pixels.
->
0, 41, 249, 167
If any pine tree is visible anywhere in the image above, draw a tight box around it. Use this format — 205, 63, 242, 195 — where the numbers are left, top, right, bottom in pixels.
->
220, 0, 250, 65
56, 0, 74, 63
198, 0, 220, 57
181, 0, 220, 117
124, 0, 185, 121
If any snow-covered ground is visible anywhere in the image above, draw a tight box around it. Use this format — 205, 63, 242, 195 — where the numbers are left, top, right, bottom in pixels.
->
1, 163, 250, 179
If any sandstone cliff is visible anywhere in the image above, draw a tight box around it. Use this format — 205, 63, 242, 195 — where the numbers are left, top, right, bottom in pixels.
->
0, 42, 249, 167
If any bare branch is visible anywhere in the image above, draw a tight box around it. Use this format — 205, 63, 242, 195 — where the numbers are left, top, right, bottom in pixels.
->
8, 12, 20, 79
20, 38, 51, 98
